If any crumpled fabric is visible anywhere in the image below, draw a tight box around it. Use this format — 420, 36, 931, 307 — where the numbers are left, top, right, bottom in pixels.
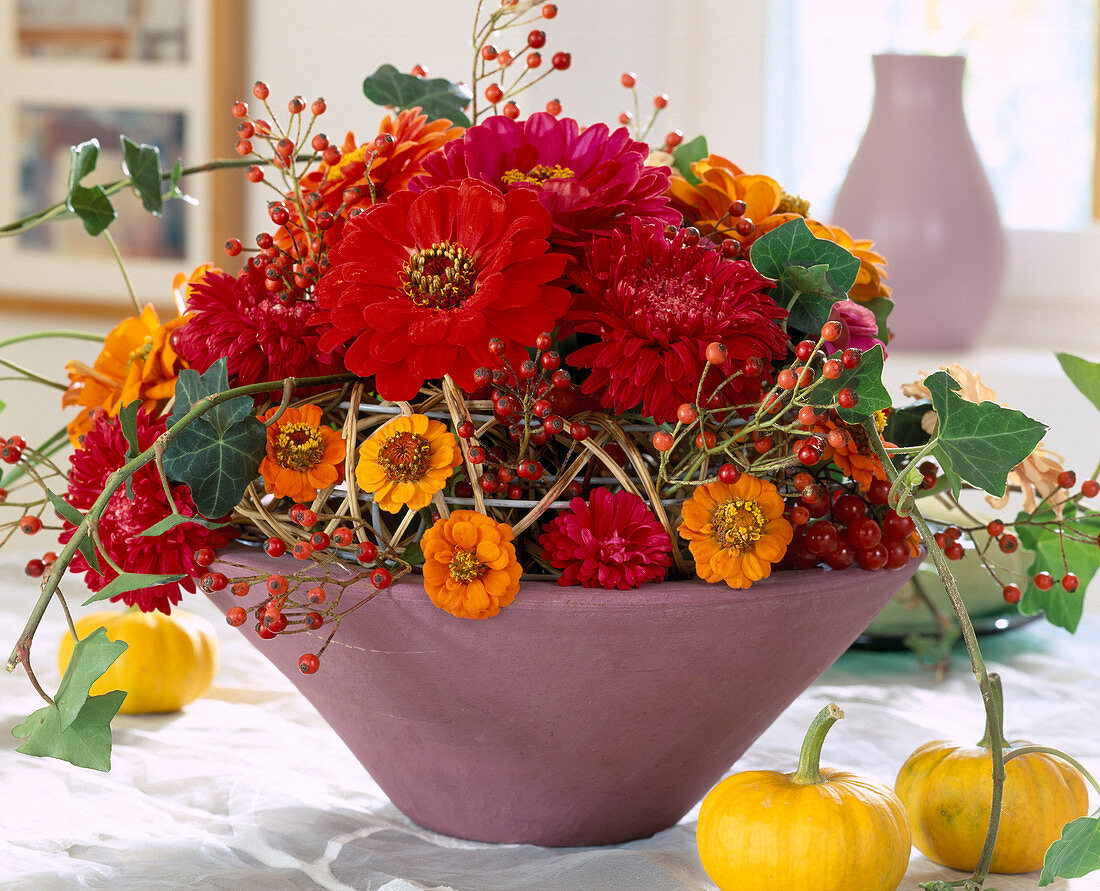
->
2, 537, 1097, 890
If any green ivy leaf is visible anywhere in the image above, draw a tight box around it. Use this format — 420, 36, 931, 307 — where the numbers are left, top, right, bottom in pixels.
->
863, 296, 894, 344
924, 371, 1047, 498
163, 359, 266, 518
808, 344, 891, 423
120, 136, 163, 215
139, 513, 228, 537
118, 400, 141, 498
1017, 507, 1100, 633
883, 401, 933, 449
44, 490, 101, 572
1039, 814, 1100, 885
12, 627, 127, 771
671, 134, 708, 186
82, 571, 185, 606
362, 63, 471, 127
65, 139, 117, 236
1056, 352, 1100, 413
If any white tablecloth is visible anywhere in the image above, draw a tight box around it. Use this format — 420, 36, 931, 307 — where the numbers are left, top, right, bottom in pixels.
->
2, 538, 1097, 891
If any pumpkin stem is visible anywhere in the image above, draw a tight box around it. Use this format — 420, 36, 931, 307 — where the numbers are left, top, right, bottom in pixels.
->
976, 672, 1009, 750
790, 702, 844, 785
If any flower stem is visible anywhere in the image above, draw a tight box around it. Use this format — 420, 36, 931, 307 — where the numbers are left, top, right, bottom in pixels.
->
862, 416, 1004, 888
0, 330, 105, 350
102, 229, 141, 316
790, 702, 844, 785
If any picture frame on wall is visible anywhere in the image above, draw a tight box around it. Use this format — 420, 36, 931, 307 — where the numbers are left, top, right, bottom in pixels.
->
0, 0, 245, 315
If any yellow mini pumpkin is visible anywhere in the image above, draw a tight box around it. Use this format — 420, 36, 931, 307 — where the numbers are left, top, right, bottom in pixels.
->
697, 703, 911, 891
58, 609, 219, 714
895, 738, 1088, 874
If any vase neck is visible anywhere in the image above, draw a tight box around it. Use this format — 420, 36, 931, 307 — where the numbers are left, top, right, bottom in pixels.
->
870, 53, 966, 115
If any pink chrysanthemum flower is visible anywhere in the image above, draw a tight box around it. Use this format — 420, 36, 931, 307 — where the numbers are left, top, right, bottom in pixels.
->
563, 219, 789, 424
59, 412, 236, 614
409, 112, 678, 253
539, 488, 672, 590
173, 267, 344, 389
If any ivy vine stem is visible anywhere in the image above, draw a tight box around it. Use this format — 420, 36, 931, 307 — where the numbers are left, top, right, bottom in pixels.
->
5, 371, 356, 676
862, 416, 1005, 889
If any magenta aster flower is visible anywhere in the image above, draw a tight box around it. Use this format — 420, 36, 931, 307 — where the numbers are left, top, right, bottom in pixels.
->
59, 412, 236, 614
563, 219, 789, 424
409, 112, 678, 252
539, 488, 672, 589
174, 267, 344, 389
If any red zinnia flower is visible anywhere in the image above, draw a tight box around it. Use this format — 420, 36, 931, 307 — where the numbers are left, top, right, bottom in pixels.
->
312, 178, 570, 400
173, 266, 344, 390
563, 219, 788, 424
539, 488, 672, 589
60, 412, 236, 614
409, 112, 678, 253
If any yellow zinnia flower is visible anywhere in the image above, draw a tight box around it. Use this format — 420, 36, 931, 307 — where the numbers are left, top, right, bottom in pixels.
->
421, 510, 522, 620
678, 475, 794, 589
356, 414, 462, 513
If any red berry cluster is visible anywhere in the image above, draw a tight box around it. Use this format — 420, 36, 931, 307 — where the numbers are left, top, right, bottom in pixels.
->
616, 72, 674, 149
786, 478, 915, 572
474, 2, 570, 121
1, 433, 26, 465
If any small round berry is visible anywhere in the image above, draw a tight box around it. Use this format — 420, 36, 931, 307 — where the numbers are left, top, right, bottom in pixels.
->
227, 607, 248, 627
468, 445, 487, 463
481, 44, 498, 61
266, 574, 289, 596
1002, 584, 1022, 605
1057, 470, 1077, 489
621, 71, 636, 88
298, 653, 320, 674
19, 515, 42, 535
1034, 571, 1054, 590
252, 81, 269, 100
855, 543, 889, 571
665, 130, 683, 148
777, 369, 797, 390
200, 571, 228, 593
705, 342, 728, 365
676, 403, 698, 425
741, 356, 764, 377
527, 29, 546, 48
411, 64, 428, 77
332, 526, 354, 547
717, 463, 740, 485
617, 111, 633, 125
292, 541, 313, 560
232, 581, 250, 597
944, 525, 962, 541
487, 337, 506, 356
653, 92, 669, 108
840, 348, 863, 370
356, 540, 378, 564
231, 100, 248, 118
371, 566, 393, 589
652, 431, 674, 452
695, 430, 717, 450
735, 217, 755, 237
1081, 479, 1100, 498
502, 101, 520, 119
999, 534, 1019, 554
867, 478, 891, 506
194, 547, 216, 568
297, 508, 318, 527
822, 359, 843, 380
986, 519, 1005, 537
837, 388, 858, 409
235, 139, 253, 156
224, 237, 243, 256
264, 537, 286, 558
570, 422, 591, 442
541, 2, 557, 17
821, 320, 843, 342
795, 340, 816, 362
805, 521, 840, 557
790, 505, 811, 526
288, 95, 306, 114
1061, 572, 1080, 592
309, 531, 331, 551
24, 559, 46, 578
551, 51, 571, 70
847, 517, 882, 550
308, 586, 326, 605
485, 83, 504, 103
545, 98, 562, 115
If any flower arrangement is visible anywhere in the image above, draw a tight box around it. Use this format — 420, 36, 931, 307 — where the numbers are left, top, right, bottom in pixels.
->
2, 2, 1099, 885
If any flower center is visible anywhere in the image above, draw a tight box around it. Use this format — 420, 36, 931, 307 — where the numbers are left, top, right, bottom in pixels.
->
448, 546, 487, 583
377, 431, 431, 482
401, 242, 476, 311
710, 498, 767, 552
128, 335, 154, 368
500, 163, 574, 186
275, 422, 325, 471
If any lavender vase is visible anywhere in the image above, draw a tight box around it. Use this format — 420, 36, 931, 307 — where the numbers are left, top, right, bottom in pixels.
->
832, 54, 1005, 350
209, 545, 919, 846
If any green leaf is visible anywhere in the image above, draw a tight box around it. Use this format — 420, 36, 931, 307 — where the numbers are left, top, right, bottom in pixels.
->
65, 140, 117, 236
882, 401, 933, 449
139, 513, 228, 537
1039, 814, 1100, 885
1056, 352, 1100, 413
44, 490, 101, 572
750, 218, 861, 293
863, 296, 894, 344
120, 136, 163, 215
12, 626, 127, 771
671, 134, 708, 186
1017, 507, 1100, 633
82, 572, 185, 606
67, 185, 117, 236
924, 371, 1047, 498
808, 344, 891, 423
163, 359, 266, 518
118, 400, 141, 498
167, 159, 197, 206
67, 139, 100, 195
362, 63, 471, 127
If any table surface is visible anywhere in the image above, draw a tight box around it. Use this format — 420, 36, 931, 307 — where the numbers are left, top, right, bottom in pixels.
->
2, 537, 1098, 891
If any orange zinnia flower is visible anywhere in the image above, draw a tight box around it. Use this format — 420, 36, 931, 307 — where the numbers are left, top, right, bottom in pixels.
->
355, 414, 462, 513
258, 404, 346, 502
678, 475, 794, 589
63, 304, 188, 446
810, 415, 890, 493
277, 108, 463, 255
421, 510, 523, 620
